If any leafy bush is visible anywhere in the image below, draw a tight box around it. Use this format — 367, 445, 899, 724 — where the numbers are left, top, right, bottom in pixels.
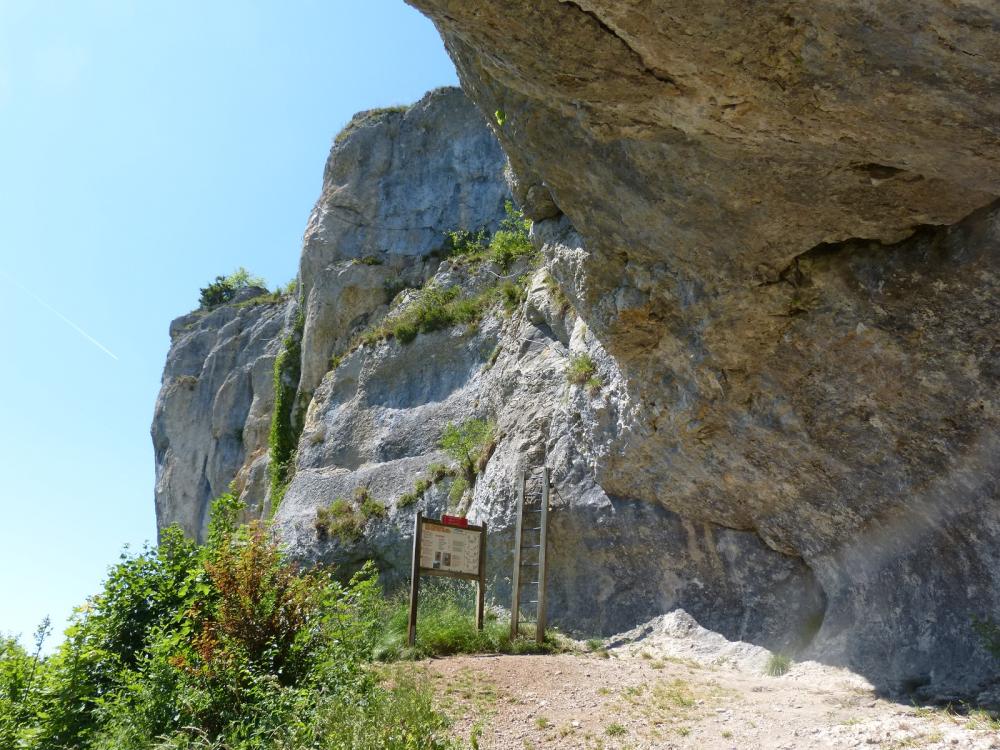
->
0, 498, 458, 750
198, 268, 267, 308
439, 419, 495, 480
488, 202, 534, 271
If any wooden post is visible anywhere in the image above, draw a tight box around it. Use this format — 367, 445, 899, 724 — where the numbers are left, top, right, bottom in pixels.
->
536, 468, 550, 644
407, 511, 423, 647
510, 470, 526, 639
476, 521, 487, 631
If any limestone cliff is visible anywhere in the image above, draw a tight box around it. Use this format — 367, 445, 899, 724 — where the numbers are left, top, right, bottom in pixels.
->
155, 5, 1000, 704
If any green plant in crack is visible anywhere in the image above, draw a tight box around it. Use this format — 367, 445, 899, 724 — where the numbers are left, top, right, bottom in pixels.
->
566, 352, 597, 386
268, 311, 305, 513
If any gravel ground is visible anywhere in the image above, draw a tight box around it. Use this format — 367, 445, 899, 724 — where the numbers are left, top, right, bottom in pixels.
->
399, 651, 1000, 750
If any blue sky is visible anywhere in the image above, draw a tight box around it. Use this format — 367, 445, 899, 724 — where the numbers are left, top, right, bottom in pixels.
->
0, 0, 458, 645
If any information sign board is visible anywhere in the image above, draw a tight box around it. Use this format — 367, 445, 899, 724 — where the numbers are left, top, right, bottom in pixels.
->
419, 521, 480, 576
408, 512, 487, 646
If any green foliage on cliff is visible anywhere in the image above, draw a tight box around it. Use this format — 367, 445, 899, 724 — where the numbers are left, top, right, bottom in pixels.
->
439, 419, 494, 481
199, 267, 268, 308
488, 201, 533, 271
0, 498, 458, 749
268, 311, 306, 513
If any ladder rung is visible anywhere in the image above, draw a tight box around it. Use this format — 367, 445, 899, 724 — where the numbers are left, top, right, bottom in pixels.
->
526, 600, 539, 604
520, 562, 540, 567
518, 580, 539, 586
523, 527, 542, 531
521, 544, 541, 549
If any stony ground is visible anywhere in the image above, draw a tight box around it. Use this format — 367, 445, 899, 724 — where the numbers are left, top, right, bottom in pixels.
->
397, 650, 1000, 750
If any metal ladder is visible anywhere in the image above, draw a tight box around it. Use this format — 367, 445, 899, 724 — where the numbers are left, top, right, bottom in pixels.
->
510, 467, 550, 643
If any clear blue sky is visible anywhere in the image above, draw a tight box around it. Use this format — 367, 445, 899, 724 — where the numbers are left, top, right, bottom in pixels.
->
0, 0, 458, 646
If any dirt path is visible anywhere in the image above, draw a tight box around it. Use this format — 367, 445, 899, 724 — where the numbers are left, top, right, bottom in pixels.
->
400, 652, 999, 750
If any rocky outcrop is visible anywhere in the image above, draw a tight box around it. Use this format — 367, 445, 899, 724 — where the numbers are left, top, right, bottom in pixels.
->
154, 86, 510, 538
152, 287, 294, 539
297, 87, 509, 396
156, 5, 1000, 702
400, 0, 1000, 696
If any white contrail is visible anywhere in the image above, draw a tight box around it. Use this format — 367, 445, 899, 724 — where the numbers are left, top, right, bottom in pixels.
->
2, 271, 119, 361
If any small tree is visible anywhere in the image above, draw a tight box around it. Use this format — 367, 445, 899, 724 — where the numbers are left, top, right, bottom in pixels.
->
439, 419, 494, 480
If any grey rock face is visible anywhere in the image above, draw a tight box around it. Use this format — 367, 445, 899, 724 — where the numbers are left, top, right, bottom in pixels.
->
152, 295, 295, 539
155, 86, 510, 540
275, 259, 824, 652
298, 87, 509, 395
156, 24, 1000, 701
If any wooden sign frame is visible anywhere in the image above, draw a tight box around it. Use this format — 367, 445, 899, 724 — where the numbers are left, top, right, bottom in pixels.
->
407, 511, 488, 646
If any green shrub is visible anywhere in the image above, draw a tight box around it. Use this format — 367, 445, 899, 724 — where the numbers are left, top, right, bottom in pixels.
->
358, 255, 382, 266
360, 497, 386, 520
443, 229, 487, 260
765, 652, 792, 676
488, 202, 534, 271
198, 267, 267, 308
0, 500, 458, 750
447, 476, 469, 509
566, 352, 597, 385
440, 419, 495, 480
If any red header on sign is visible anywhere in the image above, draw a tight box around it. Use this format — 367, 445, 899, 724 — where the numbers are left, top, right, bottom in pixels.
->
441, 514, 469, 528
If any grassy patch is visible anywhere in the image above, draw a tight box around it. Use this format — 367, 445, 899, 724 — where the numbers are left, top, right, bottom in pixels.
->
374, 580, 562, 661
314, 488, 386, 543
397, 465, 455, 509
567, 352, 597, 386
765, 652, 792, 677
605, 722, 626, 737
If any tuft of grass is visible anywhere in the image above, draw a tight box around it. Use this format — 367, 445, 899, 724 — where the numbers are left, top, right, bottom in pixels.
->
585, 638, 605, 652
360, 497, 386, 520
448, 476, 469, 509
374, 580, 562, 662
605, 722, 627, 737
315, 491, 384, 543
765, 652, 792, 676
358, 255, 383, 266
397, 465, 454, 509
534, 716, 551, 730
566, 353, 597, 386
